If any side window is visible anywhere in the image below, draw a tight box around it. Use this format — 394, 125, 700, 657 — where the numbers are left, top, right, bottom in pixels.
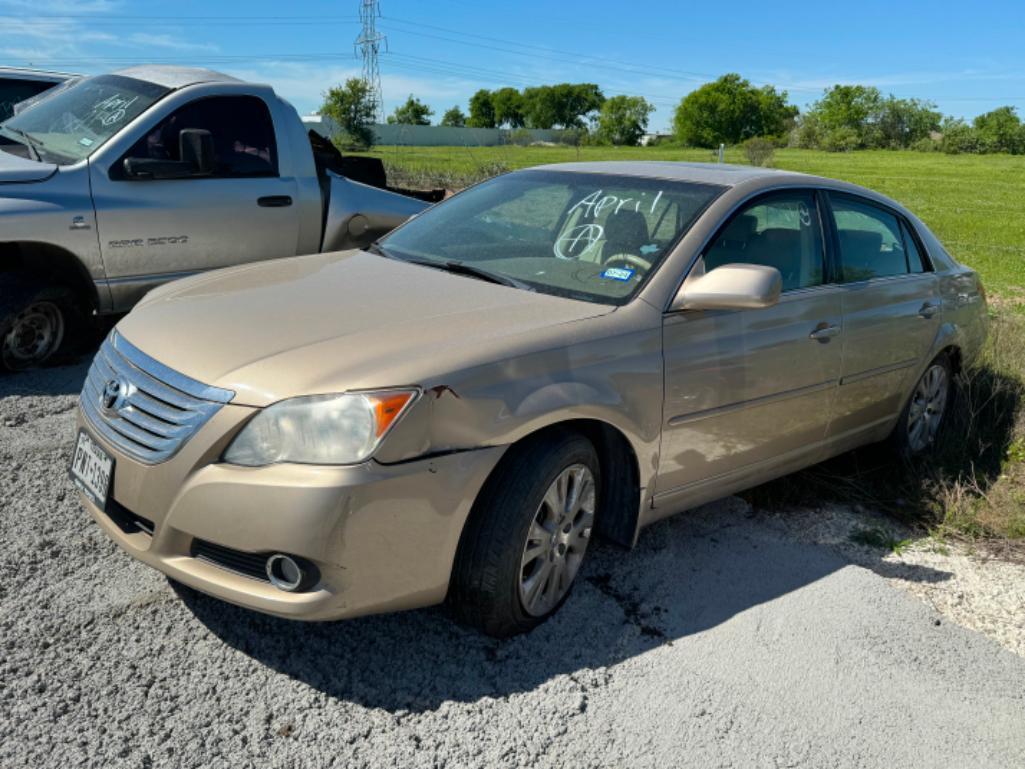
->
124, 96, 277, 178
0, 79, 56, 121
900, 220, 928, 274
703, 191, 825, 292
831, 195, 908, 281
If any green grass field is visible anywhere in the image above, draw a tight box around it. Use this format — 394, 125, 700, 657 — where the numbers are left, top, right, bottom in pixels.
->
361, 146, 1025, 309
362, 144, 1025, 543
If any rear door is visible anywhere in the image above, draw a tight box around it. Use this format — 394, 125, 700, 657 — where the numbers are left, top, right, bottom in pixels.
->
825, 192, 941, 443
90, 94, 299, 310
656, 189, 843, 503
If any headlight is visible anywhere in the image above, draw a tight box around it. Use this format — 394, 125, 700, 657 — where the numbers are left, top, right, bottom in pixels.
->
223, 389, 418, 466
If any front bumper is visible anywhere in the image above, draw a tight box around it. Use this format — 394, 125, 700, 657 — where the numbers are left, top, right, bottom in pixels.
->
76, 406, 505, 621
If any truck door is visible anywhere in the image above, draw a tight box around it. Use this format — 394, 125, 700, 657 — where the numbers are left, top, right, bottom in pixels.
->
89, 94, 300, 310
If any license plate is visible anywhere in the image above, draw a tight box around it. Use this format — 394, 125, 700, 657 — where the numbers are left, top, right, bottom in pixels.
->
70, 429, 114, 508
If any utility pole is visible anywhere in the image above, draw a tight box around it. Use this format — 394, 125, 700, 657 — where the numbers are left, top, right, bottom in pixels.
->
355, 0, 386, 123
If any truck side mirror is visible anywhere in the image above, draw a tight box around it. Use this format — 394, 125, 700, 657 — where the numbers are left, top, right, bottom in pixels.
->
121, 128, 216, 180
179, 129, 215, 176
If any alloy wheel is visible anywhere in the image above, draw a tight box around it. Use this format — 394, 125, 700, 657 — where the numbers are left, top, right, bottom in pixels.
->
906, 363, 949, 453
518, 463, 595, 617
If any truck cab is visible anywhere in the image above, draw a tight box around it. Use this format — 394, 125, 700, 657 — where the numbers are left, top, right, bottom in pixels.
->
0, 66, 428, 371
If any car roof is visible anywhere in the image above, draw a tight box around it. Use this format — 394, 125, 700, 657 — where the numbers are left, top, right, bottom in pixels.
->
110, 65, 241, 90
0, 66, 75, 83
529, 160, 810, 187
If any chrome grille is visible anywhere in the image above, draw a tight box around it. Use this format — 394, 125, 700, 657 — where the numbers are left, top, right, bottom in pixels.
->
80, 332, 234, 464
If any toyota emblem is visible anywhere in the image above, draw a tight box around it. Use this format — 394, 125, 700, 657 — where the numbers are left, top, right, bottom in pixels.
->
100, 379, 126, 413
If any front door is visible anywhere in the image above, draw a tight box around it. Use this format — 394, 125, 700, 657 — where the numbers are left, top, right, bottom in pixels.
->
90, 94, 299, 310
656, 190, 843, 505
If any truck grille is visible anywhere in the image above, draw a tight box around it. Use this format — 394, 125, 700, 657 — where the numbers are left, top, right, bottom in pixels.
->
80, 332, 234, 464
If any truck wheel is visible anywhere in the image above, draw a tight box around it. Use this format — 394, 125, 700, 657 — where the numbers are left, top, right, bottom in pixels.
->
0, 275, 77, 372
449, 431, 599, 638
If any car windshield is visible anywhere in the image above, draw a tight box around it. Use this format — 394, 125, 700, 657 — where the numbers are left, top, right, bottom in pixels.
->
377, 170, 725, 305
0, 74, 169, 165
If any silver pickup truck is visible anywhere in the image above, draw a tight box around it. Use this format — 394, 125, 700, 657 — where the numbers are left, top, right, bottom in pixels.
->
0, 65, 430, 371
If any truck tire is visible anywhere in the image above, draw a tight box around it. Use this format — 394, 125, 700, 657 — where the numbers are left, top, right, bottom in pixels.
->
0, 274, 78, 372
449, 431, 600, 637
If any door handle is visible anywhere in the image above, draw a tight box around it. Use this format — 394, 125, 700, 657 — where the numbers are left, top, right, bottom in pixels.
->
809, 323, 840, 342
918, 302, 941, 318
257, 195, 293, 208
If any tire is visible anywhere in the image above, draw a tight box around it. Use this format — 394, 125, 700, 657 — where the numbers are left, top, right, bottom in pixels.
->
0, 274, 78, 372
890, 354, 953, 458
449, 431, 600, 638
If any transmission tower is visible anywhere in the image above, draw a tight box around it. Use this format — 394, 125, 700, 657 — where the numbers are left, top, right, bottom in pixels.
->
355, 0, 386, 123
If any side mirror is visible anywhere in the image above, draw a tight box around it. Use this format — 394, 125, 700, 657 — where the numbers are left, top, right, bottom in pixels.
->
179, 128, 214, 176
672, 263, 782, 311
121, 128, 215, 180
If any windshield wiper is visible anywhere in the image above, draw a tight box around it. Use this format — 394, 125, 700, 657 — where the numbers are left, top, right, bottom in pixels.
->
437, 260, 534, 291
367, 242, 533, 291
365, 241, 393, 259
0, 126, 42, 161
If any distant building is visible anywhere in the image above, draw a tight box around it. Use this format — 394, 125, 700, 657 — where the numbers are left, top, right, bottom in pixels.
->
639, 132, 674, 147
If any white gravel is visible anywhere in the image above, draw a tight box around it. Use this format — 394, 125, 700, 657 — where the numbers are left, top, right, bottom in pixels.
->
2, 361, 1025, 769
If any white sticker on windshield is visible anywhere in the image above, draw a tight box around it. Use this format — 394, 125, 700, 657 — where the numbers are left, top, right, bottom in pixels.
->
78, 137, 94, 147
601, 267, 635, 281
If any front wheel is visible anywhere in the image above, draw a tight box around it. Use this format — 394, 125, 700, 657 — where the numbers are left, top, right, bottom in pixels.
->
449, 432, 599, 637
891, 355, 953, 457
0, 275, 76, 372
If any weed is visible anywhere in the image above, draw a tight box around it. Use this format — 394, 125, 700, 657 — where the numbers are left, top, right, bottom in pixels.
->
849, 527, 913, 554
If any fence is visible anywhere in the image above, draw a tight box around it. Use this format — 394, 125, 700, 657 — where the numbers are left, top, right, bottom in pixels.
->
302, 115, 570, 147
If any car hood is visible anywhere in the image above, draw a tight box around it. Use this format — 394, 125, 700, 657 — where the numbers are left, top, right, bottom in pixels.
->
118, 250, 614, 405
0, 147, 58, 183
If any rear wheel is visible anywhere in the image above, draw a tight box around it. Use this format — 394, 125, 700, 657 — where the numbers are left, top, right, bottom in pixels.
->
449, 432, 599, 637
891, 355, 953, 457
0, 275, 77, 372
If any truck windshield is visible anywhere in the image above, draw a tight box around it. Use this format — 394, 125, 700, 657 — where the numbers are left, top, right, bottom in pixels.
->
378, 170, 725, 305
0, 74, 169, 165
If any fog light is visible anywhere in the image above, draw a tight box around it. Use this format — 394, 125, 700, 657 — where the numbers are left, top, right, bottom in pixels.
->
266, 553, 304, 592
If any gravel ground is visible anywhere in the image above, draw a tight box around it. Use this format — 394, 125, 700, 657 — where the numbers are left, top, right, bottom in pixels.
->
2, 361, 1025, 769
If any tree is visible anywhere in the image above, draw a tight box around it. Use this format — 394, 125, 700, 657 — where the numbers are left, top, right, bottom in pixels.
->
320, 78, 377, 149
973, 106, 1024, 154
804, 85, 882, 148
440, 105, 466, 127
521, 85, 558, 128
595, 95, 654, 145
387, 94, 433, 126
522, 83, 604, 129
874, 97, 941, 148
467, 89, 496, 128
492, 87, 525, 128
673, 73, 796, 147
940, 117, 983, 154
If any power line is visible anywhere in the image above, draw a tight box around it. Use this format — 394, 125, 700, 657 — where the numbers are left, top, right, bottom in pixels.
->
383, 52, 679, 106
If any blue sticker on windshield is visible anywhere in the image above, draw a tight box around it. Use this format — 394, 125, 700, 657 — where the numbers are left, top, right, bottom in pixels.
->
601, 267, 635, 281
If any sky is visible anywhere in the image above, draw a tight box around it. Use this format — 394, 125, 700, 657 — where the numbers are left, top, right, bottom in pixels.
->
2, 0, 1024, 132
